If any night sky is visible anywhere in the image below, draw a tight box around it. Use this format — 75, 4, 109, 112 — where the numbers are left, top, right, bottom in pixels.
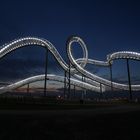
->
0, 0, 140, 86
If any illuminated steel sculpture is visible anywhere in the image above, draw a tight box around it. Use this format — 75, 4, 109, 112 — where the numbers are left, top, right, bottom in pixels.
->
0, 74, 102, 94
0, 36, 139, 94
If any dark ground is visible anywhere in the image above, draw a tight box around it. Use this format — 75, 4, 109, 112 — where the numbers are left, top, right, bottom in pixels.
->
0, 103, 140, 140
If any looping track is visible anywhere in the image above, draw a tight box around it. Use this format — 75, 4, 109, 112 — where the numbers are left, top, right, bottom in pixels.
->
0, 36, 140, 94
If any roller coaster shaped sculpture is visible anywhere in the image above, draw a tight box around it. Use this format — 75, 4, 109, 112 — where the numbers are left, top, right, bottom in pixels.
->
0, 36, 140, 94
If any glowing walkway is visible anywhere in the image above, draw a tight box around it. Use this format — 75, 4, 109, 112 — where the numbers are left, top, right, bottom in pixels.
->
0, 74, 102, 94
0, 36, 140, 94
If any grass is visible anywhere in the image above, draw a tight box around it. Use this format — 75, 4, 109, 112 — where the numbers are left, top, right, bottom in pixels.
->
0, 96, 130, 110
0, 103, 139, 140
0, 96, 139, 139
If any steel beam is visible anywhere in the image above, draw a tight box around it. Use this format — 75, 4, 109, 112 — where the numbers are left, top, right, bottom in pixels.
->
44, 49, 48, 97
126, 59, 132, 100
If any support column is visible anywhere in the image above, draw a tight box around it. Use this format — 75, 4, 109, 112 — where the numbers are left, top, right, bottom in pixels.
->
68, 61, 71, 99
83, 77, 86, 99
64, 71, 67, 99
74, 85, 76, 97
100, 83, 102, 100
109, 63, 113, 91
81, 75, 84, 100
27, 83, 29, 94
100, 83, 102, 93
126, 59, 132, 101
44, 49, 48, 97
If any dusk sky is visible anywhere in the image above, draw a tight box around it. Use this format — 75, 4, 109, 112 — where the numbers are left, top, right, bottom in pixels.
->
0, 0, 140, 86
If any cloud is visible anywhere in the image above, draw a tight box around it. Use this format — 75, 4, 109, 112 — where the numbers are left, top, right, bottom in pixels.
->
0, 59, 39, 81
110, 75, 140, 85
0, 57, 64, 82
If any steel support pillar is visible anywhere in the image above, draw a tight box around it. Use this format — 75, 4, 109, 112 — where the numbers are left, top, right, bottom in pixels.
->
64, 70, 67, 98
44, 49, 48, 97
74, 85, 76, 97
109, 63, 113, 91
27, 83, 29, 94
83, 76, 86, 99
100, 83, 102, 100
126, 59, 132, 101
100, 83, 102, 93
81, 75, 84, 100
68, 61, 71, 99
